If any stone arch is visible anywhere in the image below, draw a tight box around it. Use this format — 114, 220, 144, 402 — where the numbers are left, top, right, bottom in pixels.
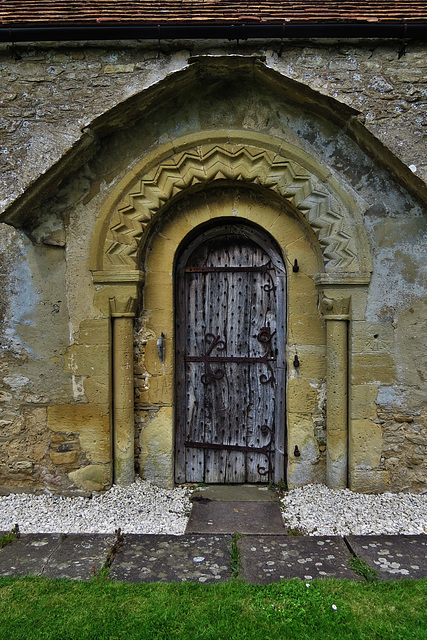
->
91, 131, 373, 277
135, 186, 324, 488
90, 130, 374, 489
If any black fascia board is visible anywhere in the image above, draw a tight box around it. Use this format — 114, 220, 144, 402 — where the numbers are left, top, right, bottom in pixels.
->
0, 22, 426, 43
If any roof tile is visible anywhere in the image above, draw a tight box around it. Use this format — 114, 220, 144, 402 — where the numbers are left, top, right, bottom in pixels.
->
1, 1, 426, 27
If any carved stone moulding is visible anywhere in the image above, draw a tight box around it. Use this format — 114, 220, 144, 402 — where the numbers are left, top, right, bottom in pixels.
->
97, 136, 372, 278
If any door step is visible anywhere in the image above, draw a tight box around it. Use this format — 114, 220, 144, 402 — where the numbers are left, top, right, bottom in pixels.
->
185, 486, 285, 535
189, 484, 279, 502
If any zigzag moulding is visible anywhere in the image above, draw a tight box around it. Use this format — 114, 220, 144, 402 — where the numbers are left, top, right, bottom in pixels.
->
104, 144, 360, 271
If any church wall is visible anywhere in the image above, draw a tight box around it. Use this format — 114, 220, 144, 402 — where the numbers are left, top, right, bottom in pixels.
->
0, 39, 426, 493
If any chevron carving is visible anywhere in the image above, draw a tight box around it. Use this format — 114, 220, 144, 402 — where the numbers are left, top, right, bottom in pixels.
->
104, 144, 359, 271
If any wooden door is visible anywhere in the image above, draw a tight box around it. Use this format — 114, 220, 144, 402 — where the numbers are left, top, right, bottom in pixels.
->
175, 224, 286, 484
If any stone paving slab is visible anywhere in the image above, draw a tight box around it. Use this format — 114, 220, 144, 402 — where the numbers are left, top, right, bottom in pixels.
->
186, 500, 285, 534
109, 534, 232, 583
0, 533, 114, 580
239, 535, 359, 583
346, 535, 427, 580
42, 534, 115, 580
191, 485, 278, 502
0, 534, 63, 577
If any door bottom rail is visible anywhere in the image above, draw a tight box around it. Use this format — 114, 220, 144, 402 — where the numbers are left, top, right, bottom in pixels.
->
184, 427, 274, 477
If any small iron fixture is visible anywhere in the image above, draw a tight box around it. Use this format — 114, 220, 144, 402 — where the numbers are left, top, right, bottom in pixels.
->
292, 259, 299, 272
293, 354, 300, 368
157, 332, 165, 363
294, 445, 301, 457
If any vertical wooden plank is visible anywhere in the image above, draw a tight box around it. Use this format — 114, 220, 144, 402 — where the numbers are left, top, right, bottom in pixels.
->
175, 224, 286, 485
184, 270, 205, 482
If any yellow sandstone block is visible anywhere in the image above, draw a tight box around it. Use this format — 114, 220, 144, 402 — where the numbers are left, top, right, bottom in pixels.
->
78, 319, 110, 345
78, 424, 111, 464
289, 352, 326, 380
349, 470, 391, 494
351, 353, 395, 385
64, 344, 109, 377
143, 337, 173, 374
350, 384, 379, 420
290, 313, 325, 346
287, 379, 319, 413
288, 272, 317, 299
160, 214, 194, 245
351, 321, 394, 354
147, 235, 179, 269
139, 407, 174, 488
83, 376, 111, 405
47, 404, 109, 434
268, 214, 305, 247
68, 463, 111, 492
143, 283, 173, 312
349, 418, 383, 469
145, 308, 174, 336
138, 373, 173, 405
183, 203, 211, 228
286, 236, 322, 275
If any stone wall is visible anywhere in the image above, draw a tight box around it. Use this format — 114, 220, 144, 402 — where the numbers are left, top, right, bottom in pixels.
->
0, 38, 426, 493
1, 39, 426, 211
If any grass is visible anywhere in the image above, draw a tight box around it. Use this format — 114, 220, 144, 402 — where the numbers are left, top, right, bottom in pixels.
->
349, 555, 378, 583
0, 576, 426, 640
0, 525, 20, 549
230, 532, 242, 578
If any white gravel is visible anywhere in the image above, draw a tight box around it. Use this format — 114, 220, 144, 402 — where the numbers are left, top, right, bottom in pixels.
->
0, 478, 192, 535
1, 480, 426, 536
281, 484, 427, 536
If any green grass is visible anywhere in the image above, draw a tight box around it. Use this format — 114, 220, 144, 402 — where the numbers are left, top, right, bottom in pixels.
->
0, 576, 426, 640
230, 532, 242, 578
349, 555, 378, 583
0, 525, 20, 549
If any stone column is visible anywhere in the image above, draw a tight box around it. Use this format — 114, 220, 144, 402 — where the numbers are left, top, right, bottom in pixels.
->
112, 313, 135, 485
321, 294, 350, 489
92, 271, 144, 486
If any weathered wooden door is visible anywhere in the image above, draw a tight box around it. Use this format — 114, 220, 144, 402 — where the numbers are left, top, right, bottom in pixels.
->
175, 223, 286, 484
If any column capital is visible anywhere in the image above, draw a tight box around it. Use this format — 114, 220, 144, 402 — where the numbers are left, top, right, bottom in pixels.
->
109, 295, 138, 318
319, 293, 351, 320
92, 270, 144, 317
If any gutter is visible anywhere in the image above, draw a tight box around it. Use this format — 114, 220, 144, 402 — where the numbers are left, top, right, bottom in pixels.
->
1, 22, 426, 43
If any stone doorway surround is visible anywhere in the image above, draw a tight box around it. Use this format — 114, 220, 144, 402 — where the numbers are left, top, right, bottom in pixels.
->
89, 130, 372, 490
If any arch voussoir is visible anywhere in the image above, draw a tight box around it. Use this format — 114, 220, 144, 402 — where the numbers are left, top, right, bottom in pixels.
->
100, 138, 371, 275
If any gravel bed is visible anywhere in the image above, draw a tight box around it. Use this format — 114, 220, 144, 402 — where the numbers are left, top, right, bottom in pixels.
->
281, 484, 427, 536
1, 481, 426, 536
0, 479, 192, 535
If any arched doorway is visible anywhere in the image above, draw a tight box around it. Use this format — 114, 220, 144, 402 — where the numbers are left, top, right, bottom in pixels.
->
174, 222, 287, 484
90, 133, 372, 491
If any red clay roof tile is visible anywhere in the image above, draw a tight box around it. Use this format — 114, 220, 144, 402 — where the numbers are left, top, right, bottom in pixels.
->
0, 1, 426, 27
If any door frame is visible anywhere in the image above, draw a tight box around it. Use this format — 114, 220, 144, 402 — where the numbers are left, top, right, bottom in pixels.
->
174, 219, 287, 484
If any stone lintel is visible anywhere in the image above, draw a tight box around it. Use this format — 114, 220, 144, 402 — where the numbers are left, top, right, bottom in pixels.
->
92, 270, 144, 284
313, 272, 371, 286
